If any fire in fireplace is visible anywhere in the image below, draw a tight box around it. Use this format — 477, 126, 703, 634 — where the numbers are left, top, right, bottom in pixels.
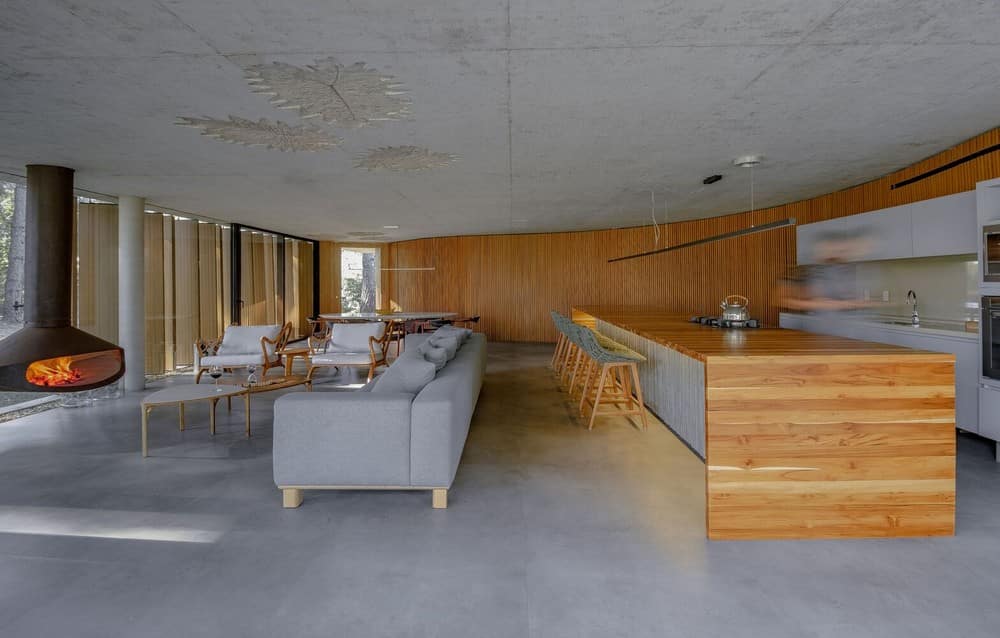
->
0, 165, 125, 393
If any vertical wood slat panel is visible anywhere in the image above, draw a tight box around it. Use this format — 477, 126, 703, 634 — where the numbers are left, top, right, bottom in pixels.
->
376, 127, 1000, 342
162, 216, 175, 371
221, 226, 232, 328
172, 219, 200, 366
197, 222, 220, 341
75, 203, 118, 343
144, 213, 165, 374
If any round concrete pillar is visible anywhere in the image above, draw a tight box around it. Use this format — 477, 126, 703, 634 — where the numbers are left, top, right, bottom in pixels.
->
118, 196, 145, 392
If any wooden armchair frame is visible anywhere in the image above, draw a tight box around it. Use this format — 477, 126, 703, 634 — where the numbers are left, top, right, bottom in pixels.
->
194, 322, 293, 383
305, 320, 396, 384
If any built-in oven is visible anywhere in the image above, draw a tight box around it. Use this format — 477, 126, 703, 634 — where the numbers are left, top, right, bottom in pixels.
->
984, 224, 1000, 282
984, 297, 1000, 380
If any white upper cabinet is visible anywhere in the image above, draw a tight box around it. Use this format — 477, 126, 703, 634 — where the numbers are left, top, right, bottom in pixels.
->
797, 191, 977, 265
911, 191, 977, 257
855, 204, 914, 261
796, 216, 846, 265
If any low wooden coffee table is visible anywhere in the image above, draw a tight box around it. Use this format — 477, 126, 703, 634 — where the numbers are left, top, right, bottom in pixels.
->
140, 384, 248, 457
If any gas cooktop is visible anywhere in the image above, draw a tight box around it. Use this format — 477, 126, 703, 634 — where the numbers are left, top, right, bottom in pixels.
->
689, 315, 760, 328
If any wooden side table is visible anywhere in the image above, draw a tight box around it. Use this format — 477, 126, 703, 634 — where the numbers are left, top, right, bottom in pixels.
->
277, 347, 311, 376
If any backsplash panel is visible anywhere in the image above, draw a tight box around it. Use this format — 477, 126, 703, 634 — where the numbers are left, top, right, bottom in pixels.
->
855, 254, 979, 322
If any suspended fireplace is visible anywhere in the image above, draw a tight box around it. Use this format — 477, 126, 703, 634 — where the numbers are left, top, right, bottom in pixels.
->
0, 165, 124, 392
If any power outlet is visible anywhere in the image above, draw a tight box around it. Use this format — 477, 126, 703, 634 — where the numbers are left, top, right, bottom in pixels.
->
881, 290, 890, 302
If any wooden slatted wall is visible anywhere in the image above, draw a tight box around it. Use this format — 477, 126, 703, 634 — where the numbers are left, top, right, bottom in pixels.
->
381, 128, 1000, 342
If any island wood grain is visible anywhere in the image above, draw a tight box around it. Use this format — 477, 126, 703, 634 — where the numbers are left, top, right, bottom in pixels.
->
574, 307, 956, 540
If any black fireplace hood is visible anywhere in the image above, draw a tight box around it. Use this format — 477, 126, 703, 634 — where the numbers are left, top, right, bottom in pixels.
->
0, 165, 124, 392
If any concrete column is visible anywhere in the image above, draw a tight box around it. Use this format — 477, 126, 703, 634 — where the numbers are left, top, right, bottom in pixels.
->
118, 196, 145, 392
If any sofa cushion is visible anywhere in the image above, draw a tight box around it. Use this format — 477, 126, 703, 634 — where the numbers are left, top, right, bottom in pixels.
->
312, 352, 371, 366
331, 322, 385, 351
217, 324, 281, 356
201, 353, 270, 367
372, 356, 436, 394
429, 334, 459, 360
416, 342, 448, 371
434, 325, 472, 343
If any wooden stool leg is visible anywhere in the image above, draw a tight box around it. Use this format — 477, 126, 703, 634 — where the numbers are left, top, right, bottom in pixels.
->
178, 403, 185, 431
578, 359, 594, 413
631, 363, 648, 431
588, 365, 609, 431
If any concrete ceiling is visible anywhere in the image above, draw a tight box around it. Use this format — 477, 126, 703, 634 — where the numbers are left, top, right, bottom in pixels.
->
0, 1, 998, 241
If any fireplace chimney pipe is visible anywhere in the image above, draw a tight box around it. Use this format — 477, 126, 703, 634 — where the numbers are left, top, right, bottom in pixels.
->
25, 165, 75, 328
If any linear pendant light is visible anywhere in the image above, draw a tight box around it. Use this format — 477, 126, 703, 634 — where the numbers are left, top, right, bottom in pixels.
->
607, 218, 795, 263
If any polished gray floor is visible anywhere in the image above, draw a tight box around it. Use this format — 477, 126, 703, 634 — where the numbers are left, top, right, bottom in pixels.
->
0, 343, 999, 638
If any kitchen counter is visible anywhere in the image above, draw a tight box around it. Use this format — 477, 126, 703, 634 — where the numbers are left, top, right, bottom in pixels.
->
572, 307, 943, 361
573, 306, 957, 541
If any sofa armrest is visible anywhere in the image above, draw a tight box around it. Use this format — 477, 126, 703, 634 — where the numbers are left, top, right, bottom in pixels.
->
273, 392, 415, 488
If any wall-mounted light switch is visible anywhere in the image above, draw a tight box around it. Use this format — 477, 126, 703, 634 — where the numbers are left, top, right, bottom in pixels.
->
882, 290, 890, 302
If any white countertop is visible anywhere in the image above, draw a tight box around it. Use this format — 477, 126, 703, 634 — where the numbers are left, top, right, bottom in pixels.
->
780, 312, 978, 341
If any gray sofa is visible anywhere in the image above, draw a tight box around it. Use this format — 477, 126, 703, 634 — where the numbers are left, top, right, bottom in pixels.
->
272, 332, 487, 509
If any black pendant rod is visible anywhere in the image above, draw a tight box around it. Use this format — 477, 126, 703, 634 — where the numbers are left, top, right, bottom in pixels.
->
607, 218, 796, 263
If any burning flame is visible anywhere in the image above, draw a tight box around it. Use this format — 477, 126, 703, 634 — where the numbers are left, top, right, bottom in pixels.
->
26, 356, 84, 387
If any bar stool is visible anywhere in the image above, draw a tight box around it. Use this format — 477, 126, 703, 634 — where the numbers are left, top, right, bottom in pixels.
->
550, 311, 572, 373
575, 328, 648, 431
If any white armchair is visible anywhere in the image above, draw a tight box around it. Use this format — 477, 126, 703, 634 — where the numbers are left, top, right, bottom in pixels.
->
194, 323, 292, 383
306, 321, 391, 383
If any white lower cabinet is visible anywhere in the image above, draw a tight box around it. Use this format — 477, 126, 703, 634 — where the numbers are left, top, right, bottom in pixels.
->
979, 385, 1000, 442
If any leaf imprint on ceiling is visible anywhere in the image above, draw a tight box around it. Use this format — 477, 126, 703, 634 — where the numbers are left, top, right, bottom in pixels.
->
244, 58, 411, 128
355, 146, 457, 171
176, 116, 342, 152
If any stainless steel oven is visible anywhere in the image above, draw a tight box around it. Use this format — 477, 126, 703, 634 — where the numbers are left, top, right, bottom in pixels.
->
984, 224, 1000, 282
984, 297, 1000, 380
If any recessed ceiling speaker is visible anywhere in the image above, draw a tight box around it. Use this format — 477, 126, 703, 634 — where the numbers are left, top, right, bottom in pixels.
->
702, 174, 723, 185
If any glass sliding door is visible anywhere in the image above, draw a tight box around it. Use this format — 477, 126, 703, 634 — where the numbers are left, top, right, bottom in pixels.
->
239, 229, 282, 327
232, 225, 318, 338
340, 246, 379, 313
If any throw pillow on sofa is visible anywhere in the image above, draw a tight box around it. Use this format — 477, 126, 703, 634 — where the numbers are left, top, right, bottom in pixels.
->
372, 356, 436, 394
429, 334, 459, 360
416, 342, 448, 371
434, 325, 472, 343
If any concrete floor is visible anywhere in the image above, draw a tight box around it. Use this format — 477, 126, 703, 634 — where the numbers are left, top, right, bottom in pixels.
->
0, 342, 998, 637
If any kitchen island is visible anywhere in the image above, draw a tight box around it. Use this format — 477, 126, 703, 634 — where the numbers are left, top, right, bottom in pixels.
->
573, 306, 956, 540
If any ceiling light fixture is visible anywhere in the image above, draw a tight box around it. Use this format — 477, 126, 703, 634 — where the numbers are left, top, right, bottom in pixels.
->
733, 155, 762, 168
702, 174, 723, 185
383, 225, 400, 229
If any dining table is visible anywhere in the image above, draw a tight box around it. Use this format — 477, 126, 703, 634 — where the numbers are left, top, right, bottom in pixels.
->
317, 312, 459, 323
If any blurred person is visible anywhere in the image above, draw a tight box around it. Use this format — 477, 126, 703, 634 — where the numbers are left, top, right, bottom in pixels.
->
777, 227, 875, 313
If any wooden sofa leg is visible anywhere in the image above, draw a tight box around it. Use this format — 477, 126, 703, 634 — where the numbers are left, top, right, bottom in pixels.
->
432, 488, 448, 509
282, 488, 304, 508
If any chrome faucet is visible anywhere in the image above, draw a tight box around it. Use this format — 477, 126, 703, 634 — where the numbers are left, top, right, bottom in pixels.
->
906, 290, 919, 326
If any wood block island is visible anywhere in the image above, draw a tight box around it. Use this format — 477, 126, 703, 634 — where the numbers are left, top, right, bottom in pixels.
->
573, 307, 956, 540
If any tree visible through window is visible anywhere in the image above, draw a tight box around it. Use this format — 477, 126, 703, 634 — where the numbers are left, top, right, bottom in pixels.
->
0, 181, 26, 336
341, 247, 378, 313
